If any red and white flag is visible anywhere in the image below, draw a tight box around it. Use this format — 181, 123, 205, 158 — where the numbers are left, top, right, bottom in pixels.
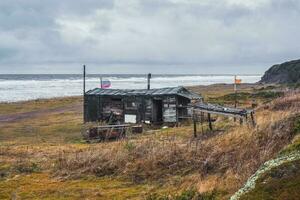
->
101, 80, 111, 89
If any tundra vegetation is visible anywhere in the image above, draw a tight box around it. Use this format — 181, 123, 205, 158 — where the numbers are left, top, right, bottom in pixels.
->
0, 84, 299, 200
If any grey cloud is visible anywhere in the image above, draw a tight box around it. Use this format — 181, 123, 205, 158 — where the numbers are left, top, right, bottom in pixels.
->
0, 0, 299, 74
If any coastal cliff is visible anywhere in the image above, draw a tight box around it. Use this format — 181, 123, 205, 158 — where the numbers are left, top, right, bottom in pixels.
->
260, 59, 300, 84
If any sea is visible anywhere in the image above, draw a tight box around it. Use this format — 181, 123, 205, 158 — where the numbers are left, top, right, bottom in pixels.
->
0, 74, 261, 102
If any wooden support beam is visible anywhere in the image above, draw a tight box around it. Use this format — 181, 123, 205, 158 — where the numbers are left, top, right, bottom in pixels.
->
190, 103, 252, 119
201, 112, 204, 134
208, 113, 213, 130
193, 109, 246, 118
193, 119, 197, 138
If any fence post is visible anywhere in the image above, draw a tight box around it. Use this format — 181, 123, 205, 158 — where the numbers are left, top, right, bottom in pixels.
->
193, 109, 197, 138
208, 113, 213, 130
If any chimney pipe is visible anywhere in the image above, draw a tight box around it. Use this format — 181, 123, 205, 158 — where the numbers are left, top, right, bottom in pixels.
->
147, 73, 151, 90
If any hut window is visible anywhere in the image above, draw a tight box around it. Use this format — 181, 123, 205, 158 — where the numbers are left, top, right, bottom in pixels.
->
125, 114, 137, 123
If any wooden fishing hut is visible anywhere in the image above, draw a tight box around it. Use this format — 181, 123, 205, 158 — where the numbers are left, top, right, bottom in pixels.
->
84, 86, 203, 124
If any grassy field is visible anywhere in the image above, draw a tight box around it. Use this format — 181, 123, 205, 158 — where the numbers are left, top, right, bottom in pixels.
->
0, 84, 299, 200
0, 97, 82, 115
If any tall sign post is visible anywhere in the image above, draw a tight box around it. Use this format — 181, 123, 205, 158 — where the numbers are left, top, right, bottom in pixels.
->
234, 75, 242, 122
234, 75, 242, 108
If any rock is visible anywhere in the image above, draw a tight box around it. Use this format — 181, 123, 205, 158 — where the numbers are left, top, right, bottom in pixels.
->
260, 59, 300, 84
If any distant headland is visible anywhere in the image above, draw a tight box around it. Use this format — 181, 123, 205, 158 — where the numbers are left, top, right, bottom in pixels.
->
260, 59, 300, 84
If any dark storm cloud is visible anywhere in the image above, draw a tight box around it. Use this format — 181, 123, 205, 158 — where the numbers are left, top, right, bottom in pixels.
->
0, 0, 300, 74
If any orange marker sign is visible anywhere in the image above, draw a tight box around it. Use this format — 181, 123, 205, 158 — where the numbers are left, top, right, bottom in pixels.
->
235, 78, 242, 84
234, 75, 241, 92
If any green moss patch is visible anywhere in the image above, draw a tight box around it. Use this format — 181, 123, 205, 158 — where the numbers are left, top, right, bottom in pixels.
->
239, 159, 300, 200
208, 91, 283, 105
0, 173, 156, 200
147, 188, 218, 200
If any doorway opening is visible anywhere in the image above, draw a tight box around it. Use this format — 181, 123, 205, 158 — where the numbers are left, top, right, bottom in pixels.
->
153, 99, 163, 123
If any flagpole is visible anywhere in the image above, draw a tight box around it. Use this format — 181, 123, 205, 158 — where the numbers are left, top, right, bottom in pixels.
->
234, 75, 237, 122
83, 65, 86, 123
100, 77, 103, 89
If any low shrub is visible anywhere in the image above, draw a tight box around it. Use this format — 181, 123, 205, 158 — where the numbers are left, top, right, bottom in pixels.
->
13, 162, 40, 174
251, 91, 284, 99
146, 188, 217, 200
124, 141, 135, 152
0, 165, 10, 179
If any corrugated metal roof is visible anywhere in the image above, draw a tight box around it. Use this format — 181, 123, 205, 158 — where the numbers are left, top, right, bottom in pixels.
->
192, 102, 251, 116
85, 86, 202, 99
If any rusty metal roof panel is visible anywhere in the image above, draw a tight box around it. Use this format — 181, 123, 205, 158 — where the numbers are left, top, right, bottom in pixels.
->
85, 86, 202, 99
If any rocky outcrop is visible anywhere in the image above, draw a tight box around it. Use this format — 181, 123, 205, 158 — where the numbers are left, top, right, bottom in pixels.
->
260, 59, 300, 84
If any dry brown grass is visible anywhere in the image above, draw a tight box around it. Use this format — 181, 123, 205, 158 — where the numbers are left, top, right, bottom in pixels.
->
269, 90, 300, 112
0, 96, 82, 115
1, 88, 300, 199
52, 91, 300, 198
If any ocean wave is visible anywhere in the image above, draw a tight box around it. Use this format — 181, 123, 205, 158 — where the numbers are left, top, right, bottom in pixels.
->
0, 74, 261, 102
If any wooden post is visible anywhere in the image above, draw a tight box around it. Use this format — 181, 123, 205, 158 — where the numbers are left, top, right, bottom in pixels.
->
193, 109, 197, 138
208, 113, 213, 130
193, 118, 197, 138
234, 75, 237, 122
239, 117, 243, 125
234, 90, 237, 108
250, 112, 256, 127
201, 112, 204, 134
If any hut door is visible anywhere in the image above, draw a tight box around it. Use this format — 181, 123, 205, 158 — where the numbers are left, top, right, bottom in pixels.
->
153, 99, 163, 122
87, 96, 99, 122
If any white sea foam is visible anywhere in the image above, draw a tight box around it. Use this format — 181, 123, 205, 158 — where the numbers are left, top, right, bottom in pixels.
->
0, 75, 261, 102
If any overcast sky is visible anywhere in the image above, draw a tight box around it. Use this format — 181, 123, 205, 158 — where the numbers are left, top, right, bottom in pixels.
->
0, 0, 299, 74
